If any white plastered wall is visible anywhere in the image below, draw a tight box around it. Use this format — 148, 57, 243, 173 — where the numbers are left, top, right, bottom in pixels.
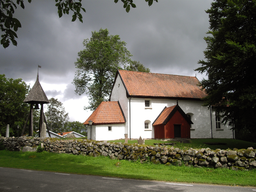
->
94, 124, 125, 141
110, 74, 129, 134
129, 98, 233, 139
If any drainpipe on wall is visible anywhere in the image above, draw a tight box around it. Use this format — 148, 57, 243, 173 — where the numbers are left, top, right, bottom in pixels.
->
129, 97, 131, 140
89, 120, 93, 140
210, 105, 213, 139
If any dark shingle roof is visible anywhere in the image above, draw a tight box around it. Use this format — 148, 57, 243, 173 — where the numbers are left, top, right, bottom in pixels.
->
23, 75, 49, 104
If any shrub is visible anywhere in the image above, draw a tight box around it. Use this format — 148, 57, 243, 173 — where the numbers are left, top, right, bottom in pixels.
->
0, 141, 5, 150
37, 145, 44, 153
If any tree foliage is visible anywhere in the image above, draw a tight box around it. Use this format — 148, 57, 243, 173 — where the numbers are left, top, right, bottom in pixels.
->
0, 0, 158, 48
0, 74, 29, 136
124, 60, 150, 73
45, 98, 69, 133
114, 0, 158, 12
196, 0, 256, 141
65, 121, 86, 135
73, 28, 150, 110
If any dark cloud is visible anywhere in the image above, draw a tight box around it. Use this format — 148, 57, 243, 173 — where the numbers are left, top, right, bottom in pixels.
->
45, 90, 62, 99
0, 0, 212, 121
63, 83, 83, 101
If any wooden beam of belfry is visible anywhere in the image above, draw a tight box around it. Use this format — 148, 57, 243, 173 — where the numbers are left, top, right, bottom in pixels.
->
29, 104, 34, 136
39, 103, 44, 137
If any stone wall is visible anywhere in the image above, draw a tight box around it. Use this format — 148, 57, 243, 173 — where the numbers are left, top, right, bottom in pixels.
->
1, 137, 255, 170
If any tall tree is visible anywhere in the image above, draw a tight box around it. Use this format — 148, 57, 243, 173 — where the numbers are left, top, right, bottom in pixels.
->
0, 74, 29, 136
74, 28, 149, 110
196, 0, 256, 141
45, 98, 69, 133
1, 0, 157, 48
124, 60, 150, 73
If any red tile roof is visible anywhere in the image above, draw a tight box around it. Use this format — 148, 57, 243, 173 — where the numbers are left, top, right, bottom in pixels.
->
118, 70, 206, 99
57, 131, 72, 136
153, 105, 193, 126
84, 101, 125, 125
153, 106, 176, 126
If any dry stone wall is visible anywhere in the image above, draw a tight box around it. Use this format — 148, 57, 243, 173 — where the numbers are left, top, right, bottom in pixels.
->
1, 136, 256, 170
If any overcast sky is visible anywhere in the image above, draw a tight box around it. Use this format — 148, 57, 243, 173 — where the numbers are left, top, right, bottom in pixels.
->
0, 0, 213, 123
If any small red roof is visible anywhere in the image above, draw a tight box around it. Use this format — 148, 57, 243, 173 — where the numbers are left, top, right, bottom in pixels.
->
153, 106, 176, 126
57, 131, 72, 136
84, 101, 125, 125
153, 105, 193, 126
118, 70, 206, 99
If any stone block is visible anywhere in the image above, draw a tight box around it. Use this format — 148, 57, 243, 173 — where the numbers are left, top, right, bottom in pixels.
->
183, 155, 191, 161
244, 149, 255, 158
226, 150, 237, 156
138, 136, 145, 145
249, 161, 256, 167
212, 156, 219, 164
22, 146, 37, 152
215, 162, 222, 168
220, 156, 228, 163
124, 134, 128, 144
161, 156, 168, 164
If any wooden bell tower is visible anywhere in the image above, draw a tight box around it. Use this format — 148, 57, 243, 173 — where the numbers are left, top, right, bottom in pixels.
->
23, 66, 49, 136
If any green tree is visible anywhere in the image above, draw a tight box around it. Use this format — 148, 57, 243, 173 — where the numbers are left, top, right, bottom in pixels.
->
0, 74, 29, 136
114, 0, 158, 12
64, 121, 86, 135
124, 60, 150, 72
1, 0, 158, 48
45, 98, 69, 133
196, 0, 256, 141
73, 28, 150, 110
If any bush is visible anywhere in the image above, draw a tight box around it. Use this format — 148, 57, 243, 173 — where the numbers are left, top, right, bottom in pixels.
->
36, 145, 44, 153
0, 141, 5, 150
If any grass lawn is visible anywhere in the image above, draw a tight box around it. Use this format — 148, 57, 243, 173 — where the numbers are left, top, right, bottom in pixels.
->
0, 149, 256, 187
109, 138, 256, 150
1, 139, 255, 186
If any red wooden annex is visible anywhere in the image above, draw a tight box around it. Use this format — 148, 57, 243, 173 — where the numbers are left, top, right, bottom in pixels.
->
153, 105, 192, 139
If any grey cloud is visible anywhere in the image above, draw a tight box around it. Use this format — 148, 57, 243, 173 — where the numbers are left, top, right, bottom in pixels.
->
63, 83, 83, 101
0, 0, 212, 102
45, 90, 62, 99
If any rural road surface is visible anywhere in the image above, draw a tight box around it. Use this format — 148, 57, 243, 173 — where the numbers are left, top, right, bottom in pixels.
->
0, 167, 255, 192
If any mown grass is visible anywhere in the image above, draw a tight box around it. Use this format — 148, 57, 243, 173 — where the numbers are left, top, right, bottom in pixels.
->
0, 150, 256, 186
109, 139, 256, 150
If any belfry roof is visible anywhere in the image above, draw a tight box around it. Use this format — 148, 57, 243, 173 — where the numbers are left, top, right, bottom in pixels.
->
23, 75, 49, 104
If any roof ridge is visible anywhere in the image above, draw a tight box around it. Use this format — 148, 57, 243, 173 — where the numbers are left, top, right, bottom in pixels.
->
118, 69, 197, 78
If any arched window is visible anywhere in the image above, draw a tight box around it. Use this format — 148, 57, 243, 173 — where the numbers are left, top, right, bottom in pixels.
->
215, 112, 221, 129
